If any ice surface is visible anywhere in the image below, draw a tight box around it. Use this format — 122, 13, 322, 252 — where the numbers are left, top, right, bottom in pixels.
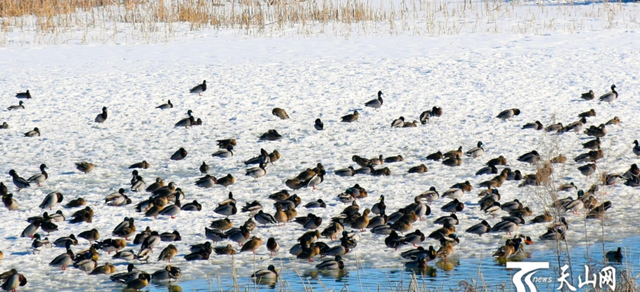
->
0, 29, 639, 291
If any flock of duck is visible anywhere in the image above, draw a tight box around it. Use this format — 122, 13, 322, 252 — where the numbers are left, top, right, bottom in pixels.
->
0, 80, 635, 291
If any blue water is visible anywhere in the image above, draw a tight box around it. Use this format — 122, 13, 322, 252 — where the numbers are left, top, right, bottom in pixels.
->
144, 236, 640, 291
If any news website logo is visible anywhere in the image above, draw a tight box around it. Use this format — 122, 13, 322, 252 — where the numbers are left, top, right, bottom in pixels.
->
506, 262, 616, 292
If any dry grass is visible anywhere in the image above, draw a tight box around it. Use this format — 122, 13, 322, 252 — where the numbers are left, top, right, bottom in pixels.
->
1, 0, 640, 45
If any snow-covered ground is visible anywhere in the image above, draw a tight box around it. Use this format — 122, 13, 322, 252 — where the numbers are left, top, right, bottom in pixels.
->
1, 14, 640, 292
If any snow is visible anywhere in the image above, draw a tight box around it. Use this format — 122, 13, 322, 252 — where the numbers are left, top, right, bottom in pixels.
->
0, 15, 640, 292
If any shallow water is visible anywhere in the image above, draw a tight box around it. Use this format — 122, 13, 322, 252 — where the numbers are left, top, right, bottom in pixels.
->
145, 235, 640, 292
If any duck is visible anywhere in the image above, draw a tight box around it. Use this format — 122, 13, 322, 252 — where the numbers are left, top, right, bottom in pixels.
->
297, 242, 321, 262
131, 175, 145, 192
340, 110, 359, 122
384, 231, 406, 251
7, 101, 25, 110
152, 265, 181, 282
27, 164, 48, 186
174, 110, 195, 128
634, 140, 640, 157
9, 170, 30, 191
465, 141, 485, 158
54, 234, 78, 248
145, 177, 165, 193
531, 211, 553, 224
442, 155, 462, 167
365, 91, 383, 109
492, 239, 520, 259
156, 100, 173, 109
49, 242, 74, 270
272, 108, 290, 119
584, 124, 607, 138
190, 80, 207, 95
521, 121, 543, 130
216, 174, 235, 187
408, 164, 428, 174
426, 151, 443, 161
240, 236, 263, 254
295, 213, 322, 230
434, 213, 459, 226
126, 273, 151, 291
105, 188, 130, 206
402, 120, 418, 127
466, 220, 492, 236
419, 186, 439, 204
391, 117, 405, 128
606, 116, 621, 125
558, 182, 577, 192
578, 163, 597, 177
129, 160, 150, 169
0, 269, 27, 291
545, 122, 563, 132
158, 244, 178, 262
15, 89, 31, 99
251, 265, 278, 283
580, 89, 595, 100
158, 230, 182, 242
419, 110, 432, 124
214, 202, 237, 216
599, 84, 618, 103
246, 163, 267, 179
112, 217, 136, 240
582, 137, 601, 150
550, 155, 567, 164
0, 122, 7, 129
195, 175, 216, 188
159, 197, 182, 219
441, 199, 464, 213
259, 129, 283, 141
78, 229, 100, 243
490, 220, 518, 235
517, 150, 540, 164
476, 164, 498, 176
486, 155, 507, 166
334, 166, 355, 177
212, 145, 234, 158
314, 118, 324, 130
316, 255, 345, 270
170, 148, 188, 160
181, 200, 202, 211
244, 148, 270, 165
496, 108, 521, 120
605, 247, 623, 263
94, 107, 108, 123
3, 193, 18, 210
304, 199, 326, 209
561, 117, 587, 133
31, 233, 52, 250
442, 188, 463, 200
75, 162, 95, 174
579, 109, 596, 119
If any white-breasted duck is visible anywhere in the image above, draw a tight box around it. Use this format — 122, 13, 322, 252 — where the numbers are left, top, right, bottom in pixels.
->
24, 127, 40, 137
156, 100, 173, 109
27, 164, 48, 186
189, 80, 206, 95
496, 108, 520, 120
7, 101, 25, 110
599, 84, 618, 104
364, 91, 383, 109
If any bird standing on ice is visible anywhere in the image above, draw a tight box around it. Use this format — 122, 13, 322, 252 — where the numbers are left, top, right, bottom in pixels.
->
190, 80, 207, 95
364, 91, 384, 109
95, 107, 108, 123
